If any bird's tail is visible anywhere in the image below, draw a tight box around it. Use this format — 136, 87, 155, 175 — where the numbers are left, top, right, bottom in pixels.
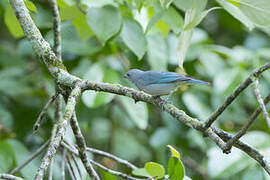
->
187, 78, 210, 85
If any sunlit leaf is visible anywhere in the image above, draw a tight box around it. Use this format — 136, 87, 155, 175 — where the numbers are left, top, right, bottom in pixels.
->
4, 4, 24, 38
218, 0, 255, 30
167, 145, 180, 159
168, 157, 185, 180
145, 162, 165, 179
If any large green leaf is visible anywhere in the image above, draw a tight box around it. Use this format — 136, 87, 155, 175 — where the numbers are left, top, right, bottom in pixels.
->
145, 162, 165, 179
118, 96, 148, 129
82, 62, 118, 108
0, 140, 13, 173
218, 0, 255, 30
146, 33, 168, 70
161, 6, 184, 34
86, 5, 122, 44
121, 18, 147, 59
4, 4, 24, 38
168, 157, 185, 180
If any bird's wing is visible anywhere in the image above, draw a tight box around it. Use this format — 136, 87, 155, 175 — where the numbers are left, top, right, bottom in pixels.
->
140, 71, 188, 85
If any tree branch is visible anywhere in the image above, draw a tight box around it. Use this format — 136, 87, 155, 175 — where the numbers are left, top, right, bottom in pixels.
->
48, 0, 62, 60
0, 174, 23, 180
212, 127, 270, 174
70, 113, 100, 180
10, 0, 270, 175
224, 93, 270, 152
204, 63, 270, 129
33, 95, 58, 132
253, 79, 270, 127
35, 85, 81, 180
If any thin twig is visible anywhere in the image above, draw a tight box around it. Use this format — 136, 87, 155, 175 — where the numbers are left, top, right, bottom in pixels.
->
0, 174, 24, 180
86, 147, 137, 170
61, 149, 66, 180
70, 113, 100, 180
33, 94, 58, 132
253, 79, 270, 127
48, 0, 62, 60
204, 63, 270, 129
35, 85, 81, 180
224, 93, 270, 152
10, 141, 50, 174
48, 156, 54, 180
63, 143, 146, 180
70, 152, 83, 180
65, 154, 76, 180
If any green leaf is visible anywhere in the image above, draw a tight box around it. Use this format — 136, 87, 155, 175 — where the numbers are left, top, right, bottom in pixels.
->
7, 139, 39, 179
145, 8, 165, 34
132, 168, 150, 177
160, 0, 174, 8
177, 29, 193, 69
0, 140, 13, 173
168, 157, 185, 180
4, 4, 24, 38
173, 0, 207, 11
87, 5, 122, 44
82, 62, 118, 108
118, 96, 148, 129
167, 145, 180, 159
218, 0, 255, 30
82, 0, 115, 8
162, 6, 184, 34
184, 7, 220, 30
121, 18, 147, 59
146, 33, 168, 70
73, 13, 94, 41
145, 162, 165, 179
25, 0, 37, 12
237, 0, 270, 27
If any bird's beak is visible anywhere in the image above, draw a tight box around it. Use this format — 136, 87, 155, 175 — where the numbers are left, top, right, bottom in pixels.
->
124, 74, 127, 78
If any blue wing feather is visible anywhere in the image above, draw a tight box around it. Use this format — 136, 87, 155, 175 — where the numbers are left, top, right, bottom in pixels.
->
139, 71, 188, 85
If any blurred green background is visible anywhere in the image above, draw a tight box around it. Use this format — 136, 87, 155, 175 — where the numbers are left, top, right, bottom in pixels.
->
0, 0, 270, 179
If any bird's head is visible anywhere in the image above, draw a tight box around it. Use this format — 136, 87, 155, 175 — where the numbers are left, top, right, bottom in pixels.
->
124, 69, 143, 83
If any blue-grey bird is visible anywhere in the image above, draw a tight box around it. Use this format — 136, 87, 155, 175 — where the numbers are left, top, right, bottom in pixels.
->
124, 69, 210, 108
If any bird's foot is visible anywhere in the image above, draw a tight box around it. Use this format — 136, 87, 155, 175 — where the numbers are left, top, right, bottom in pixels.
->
161, 99, 172, 110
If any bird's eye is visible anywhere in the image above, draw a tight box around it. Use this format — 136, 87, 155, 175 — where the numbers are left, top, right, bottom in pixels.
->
127, 73, 130, 77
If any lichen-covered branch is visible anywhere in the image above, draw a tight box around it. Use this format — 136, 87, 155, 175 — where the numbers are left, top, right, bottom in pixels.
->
204, 63, 270, 129
253, 79, 270, 127
35, 85, 81, 180
0, 174, 24, 180
70, 113, 100, 180
10, 141, 50, 174
63, 143, 146, 180
10, 0, 270, 176
212, 127, 270, 174
48, 0, 62, 60
223, 93, 270, 152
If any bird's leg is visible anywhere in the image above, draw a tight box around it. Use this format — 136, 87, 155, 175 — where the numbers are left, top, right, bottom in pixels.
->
161, 90, 174, 110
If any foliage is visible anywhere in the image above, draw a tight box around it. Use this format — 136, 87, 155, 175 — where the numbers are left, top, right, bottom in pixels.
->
0, 0, 270, 179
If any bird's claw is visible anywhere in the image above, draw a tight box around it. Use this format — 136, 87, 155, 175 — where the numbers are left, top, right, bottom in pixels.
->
161, 99, 171, 110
